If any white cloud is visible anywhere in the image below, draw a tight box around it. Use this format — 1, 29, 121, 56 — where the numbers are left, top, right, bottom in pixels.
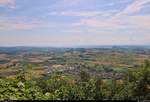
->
0, 16, 50, 30
0, 0, 150, 46
116, 0, 150, 16
78, 15, 150, 31
0, 16, 76, 31
75, 0, 150, 31
0, 0, 16, 8
49, 11, 103, 17
49, 10, 117, 17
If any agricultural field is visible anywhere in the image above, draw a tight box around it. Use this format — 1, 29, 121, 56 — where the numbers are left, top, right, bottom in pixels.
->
0, 46, 150, 79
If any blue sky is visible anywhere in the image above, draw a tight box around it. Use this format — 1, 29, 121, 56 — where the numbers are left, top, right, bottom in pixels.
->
0, 0, 150, 47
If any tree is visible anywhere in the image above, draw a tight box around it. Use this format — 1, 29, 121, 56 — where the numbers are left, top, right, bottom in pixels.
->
122, 60, 150, 100
94, 78, 103, 100
79, 70, 90, 82
132, 60, 150, 100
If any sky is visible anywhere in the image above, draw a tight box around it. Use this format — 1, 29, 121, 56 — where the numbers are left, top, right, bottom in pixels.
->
0, 0, 150, 47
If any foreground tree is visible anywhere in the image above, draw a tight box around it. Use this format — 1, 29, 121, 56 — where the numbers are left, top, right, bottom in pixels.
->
120, 60, 150, 100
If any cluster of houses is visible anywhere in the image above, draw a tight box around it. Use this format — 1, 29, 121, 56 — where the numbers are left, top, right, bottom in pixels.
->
44, 65, 124, 79
96, 72, 124, 79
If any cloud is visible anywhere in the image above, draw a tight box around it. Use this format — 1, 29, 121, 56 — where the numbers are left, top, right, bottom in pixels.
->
0, 22, 40, 30
49, 11, 102, 17
75, 0, 150, 31
78, 18, 119, 28
49, 11, 106, 17
117, 0, 150, 16
78, 15, 150, 30
0, 16, 76, 31
112, 0, 150, 30
49, 10, 117, 17
0, 0, 150, 46
0, 0, 16, 8
106, 0, 131, 6
0, 16, 49, 30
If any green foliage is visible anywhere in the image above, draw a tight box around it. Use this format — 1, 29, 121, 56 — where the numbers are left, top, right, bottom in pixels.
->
0, 60, 150, 100
0, 77, 43, 100
131, 60, 150, 100
79, 70, 90, 82
119, 60, 150, 100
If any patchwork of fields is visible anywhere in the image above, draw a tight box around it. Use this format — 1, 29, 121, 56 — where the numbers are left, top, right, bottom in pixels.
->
0, 46, 150, 79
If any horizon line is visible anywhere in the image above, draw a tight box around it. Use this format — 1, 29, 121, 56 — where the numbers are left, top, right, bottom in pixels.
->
0, 44, 150, 48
